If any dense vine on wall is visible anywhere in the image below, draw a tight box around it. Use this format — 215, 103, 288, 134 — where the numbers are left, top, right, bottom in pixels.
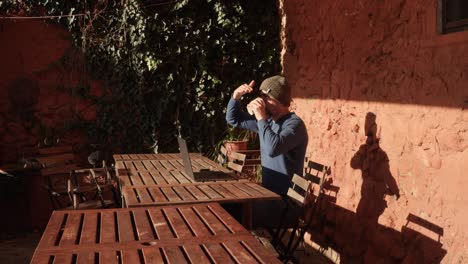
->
1, 0, 281, 153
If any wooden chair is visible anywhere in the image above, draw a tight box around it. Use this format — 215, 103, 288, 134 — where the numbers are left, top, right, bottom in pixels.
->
227, 149, 261, 180
69, 161, 116, 209
272, 159, 329, 262
36, 146, 78, 209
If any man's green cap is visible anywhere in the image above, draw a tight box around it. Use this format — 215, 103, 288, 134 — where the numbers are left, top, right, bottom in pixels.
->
259, 75, 291, 107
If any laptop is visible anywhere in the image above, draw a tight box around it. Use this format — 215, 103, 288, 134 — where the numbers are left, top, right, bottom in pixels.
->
177, 136, 235, 182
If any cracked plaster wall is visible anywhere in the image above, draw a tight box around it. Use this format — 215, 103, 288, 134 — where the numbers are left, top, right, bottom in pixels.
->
280, 0, 468, 262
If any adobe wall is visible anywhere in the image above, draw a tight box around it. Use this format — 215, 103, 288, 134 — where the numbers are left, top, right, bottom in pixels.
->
0, 19, 100, 231
0, 19, 100, 164
280, 0, 467, 263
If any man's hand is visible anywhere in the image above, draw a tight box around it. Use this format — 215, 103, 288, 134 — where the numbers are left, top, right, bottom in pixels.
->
232, 80, 255, 100
247, 98, 267, 120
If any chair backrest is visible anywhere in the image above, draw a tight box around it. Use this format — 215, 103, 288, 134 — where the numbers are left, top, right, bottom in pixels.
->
287, 160, 328, 206
36, 146, 77, 176
227, 149, 261, 173
216, 145, 229, 165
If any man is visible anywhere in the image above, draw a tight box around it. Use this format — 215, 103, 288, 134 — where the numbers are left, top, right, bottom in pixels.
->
226, 75, 308, 197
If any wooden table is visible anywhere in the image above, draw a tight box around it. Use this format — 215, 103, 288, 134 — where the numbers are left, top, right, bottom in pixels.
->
31, 203, 280, 263
113, 153, 280, 228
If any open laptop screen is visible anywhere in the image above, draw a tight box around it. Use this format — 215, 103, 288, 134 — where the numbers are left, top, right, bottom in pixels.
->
177, 136, 195, 179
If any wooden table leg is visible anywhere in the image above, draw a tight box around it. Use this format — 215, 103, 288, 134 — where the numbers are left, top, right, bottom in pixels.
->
241, 202, 252, 229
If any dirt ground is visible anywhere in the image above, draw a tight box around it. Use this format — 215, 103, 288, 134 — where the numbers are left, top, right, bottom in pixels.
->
0, 232, 41, 264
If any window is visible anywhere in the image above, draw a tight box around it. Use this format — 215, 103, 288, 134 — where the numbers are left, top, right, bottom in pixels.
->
437, 0, 468, 34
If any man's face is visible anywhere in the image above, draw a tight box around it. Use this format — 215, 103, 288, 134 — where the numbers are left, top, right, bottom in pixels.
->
260, 93, 282, 117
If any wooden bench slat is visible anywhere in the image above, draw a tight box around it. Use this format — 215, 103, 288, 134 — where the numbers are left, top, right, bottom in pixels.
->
148, 208, 174, 239
100, 251, 119, 264
133, 210, 155, 241
193, 206, 229, 236
223, 241, 258, 264
100, 211, 117, 243
117, 211, 135, 242
80, 212, 98, 245
203, 243, 235, 264
163, 246, 187, 263
160, 187, 182, 202
178, 207, 211, 237
121, 249, 140, 263
163, 207, 192, 239
60, 213, 82, 246
142, 247, 164, 263
183, 245, 212, 264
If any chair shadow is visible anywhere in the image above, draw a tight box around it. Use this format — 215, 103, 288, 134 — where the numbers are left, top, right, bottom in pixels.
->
299, 112, 447, 263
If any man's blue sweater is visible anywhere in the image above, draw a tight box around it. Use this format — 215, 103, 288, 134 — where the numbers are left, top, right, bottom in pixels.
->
226, 98, 308, 196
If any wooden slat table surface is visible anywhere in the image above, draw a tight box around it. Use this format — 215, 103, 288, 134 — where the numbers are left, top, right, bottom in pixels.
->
114, 153, 204, 162
113, 154, 280, 207
31, 203, 280, 264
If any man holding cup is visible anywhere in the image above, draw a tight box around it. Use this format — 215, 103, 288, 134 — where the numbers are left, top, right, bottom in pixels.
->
226, 75, 308, 227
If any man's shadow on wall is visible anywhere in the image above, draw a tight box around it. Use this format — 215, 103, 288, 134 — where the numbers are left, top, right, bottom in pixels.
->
350, 112, 400, 226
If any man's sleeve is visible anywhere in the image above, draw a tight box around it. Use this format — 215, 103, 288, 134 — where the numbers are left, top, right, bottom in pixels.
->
226, 98, 258, 133
258, 118, 306, 157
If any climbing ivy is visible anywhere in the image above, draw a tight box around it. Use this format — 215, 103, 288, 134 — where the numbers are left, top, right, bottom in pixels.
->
1, 0, 281, 153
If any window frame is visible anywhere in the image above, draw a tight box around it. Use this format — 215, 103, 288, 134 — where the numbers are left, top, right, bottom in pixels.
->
437, 0, 468, 34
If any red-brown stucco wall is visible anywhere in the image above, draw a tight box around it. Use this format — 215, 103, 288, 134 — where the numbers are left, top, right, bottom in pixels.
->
0, 19, 101, 231
280, 0, 467, 263
0, 19, 100, 164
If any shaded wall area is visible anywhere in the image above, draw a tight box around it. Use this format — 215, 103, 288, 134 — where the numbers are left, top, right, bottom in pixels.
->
0, 20, 103, 232
280, 0, 467, 262
0, 19, 102, 164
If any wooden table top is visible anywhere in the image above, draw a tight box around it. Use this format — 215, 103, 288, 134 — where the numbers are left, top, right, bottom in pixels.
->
114, 153, 204, 162
114, 153, 280, 208
31, 203, 280, 263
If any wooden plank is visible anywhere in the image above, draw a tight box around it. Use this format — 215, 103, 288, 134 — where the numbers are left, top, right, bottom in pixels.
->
193, 206, 229, 235
178, 207, 212, 237
133, 209, 155, 240
160, 187, 182, 202
39, 146, 73, 155
291, 174, 310, 191
30, 253, 53, 264
80, 212, 98, 245
163, 207, 192, 239
183, 245, 211, 264
197, 185, 222, 199
100, 211, 117, 243
223, 241, 258, 264
233, 183, 262, 196
163, 247, 187, 264
37, 211, 66, 248
130, 171, 145, 186
148, 208, 174, 239
148, 188, 168, 202
122, 188, 139, 206
142, 247, 164, 263
185, 185, 210, 200
172, 186, 196, 201
117, 211, 135, 242
77, 251, 95, 264
287, 188, 305, 205
203, 243, 235, 264
135, 187, 153, 204
59, 213, 82, 246
121, 249, 140, 263
208, 204, 246, 234
100, 251, 119, 264
222, 183, 251, 198
51, 254, 73, 263
246, 182, 272, 195
210, 184, 236, 199
160, 160, 176, 171
139, 171, 157, 186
